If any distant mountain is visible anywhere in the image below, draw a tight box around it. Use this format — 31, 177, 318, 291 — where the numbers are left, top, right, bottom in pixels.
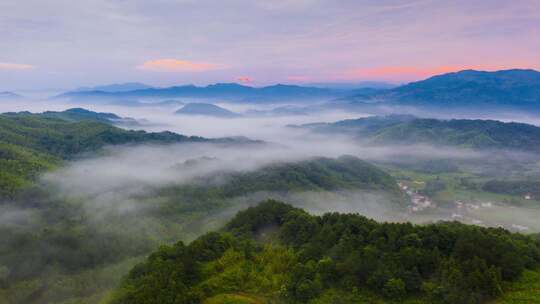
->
295, 114, 415, 135
246, 105, 311, 116
295, 115, 540, 152
41, 107, 122, 122
308, 81, 397, 90
175, 103, 240, 118
56, 83, 349, 102
150, 99, 184, 107
343, 69, 540, 109
0, 91, 23, 99
75, 82, 153, 93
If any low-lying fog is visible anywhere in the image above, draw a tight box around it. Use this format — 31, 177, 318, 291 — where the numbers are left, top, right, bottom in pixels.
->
4, 96, 540, 140
42, 141, 484, 205
3, 96, 540, 233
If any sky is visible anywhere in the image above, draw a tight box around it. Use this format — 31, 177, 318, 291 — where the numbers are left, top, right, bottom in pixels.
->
0, 0, 539, 90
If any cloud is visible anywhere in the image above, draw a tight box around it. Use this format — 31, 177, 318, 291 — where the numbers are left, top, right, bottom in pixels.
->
137, 58, 225, 72
237, 76, 252, 83
0, 62, 34, 70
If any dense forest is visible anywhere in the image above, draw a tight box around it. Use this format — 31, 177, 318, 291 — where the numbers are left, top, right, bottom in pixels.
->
110, 200, 540, 304
1, 144, 398, 304
483, 180, 540, 198
2, 109, 540, 304
0, 110, 211, 197
297, 115, 540, 152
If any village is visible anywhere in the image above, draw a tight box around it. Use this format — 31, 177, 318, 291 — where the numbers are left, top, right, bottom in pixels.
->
397, 181, 531, 232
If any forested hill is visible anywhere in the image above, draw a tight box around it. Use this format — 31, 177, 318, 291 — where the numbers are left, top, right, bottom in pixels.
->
158, 155, 400, 209
0, 156, 400, 304
109, 200, 540, 304
296, 115, 540, 152
0, 112, 205, 157
0, 110, 230, 197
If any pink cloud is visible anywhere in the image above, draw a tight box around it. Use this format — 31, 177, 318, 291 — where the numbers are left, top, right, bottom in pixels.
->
0, 62, 34, 70
137, 58, 224, 72
237, 76, 252, 83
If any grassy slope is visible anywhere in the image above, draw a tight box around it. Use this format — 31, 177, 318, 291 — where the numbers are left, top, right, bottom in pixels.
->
494, 268, 540, 304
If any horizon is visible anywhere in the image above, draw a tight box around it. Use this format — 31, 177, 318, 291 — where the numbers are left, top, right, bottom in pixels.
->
9, 67, 540, 94
1, 0, 539, 91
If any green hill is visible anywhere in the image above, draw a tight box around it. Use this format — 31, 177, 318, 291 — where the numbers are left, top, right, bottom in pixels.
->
0, 156, 397, 304
0, 111, 208, 197
109, 200, 540, 304
297, 115, 540, 152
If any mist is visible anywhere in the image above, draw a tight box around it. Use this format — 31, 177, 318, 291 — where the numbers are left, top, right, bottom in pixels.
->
2, 93, 535, 230
4, 95, 540, 233
4, 95, 540, 304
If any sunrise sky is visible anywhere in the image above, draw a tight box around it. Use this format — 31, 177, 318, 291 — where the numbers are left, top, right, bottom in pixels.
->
1, 0, 539, 90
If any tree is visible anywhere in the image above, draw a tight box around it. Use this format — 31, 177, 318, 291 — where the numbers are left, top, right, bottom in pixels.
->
383, 278, 406, 299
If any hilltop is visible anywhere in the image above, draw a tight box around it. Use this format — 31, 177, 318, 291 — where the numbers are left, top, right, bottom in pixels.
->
343, 69, 540, 109
109, 200, 540, 304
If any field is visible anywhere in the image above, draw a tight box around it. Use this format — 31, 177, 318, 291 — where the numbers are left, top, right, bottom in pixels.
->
495, 269, 540, 304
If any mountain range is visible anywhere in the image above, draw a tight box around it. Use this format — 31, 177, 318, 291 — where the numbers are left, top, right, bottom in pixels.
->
75, 82, 153, 93
56, 83, 349, 102
55, 69, 540, 111
0, 91, 23, 100
343, 69, 540, 109
307, 81, 397, 90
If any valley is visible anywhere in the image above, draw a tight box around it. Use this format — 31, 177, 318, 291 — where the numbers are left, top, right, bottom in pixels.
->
2, 100, 540, 303
3, 2, 540, 302
0, 109, 405, 303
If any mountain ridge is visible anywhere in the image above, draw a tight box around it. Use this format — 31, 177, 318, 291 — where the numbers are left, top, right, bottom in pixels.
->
56, 83, 351, 102
75, 82, 153, 93
344, 69, 540, 109
294, 114, 540, 152
0, 91, 23, 99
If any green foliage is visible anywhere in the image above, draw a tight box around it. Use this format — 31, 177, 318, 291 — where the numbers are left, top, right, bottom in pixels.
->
110, 200, 540, 304
383, 278, 406, 299
156, 156, 402, 217
0, 142, 58, 197
495, 268, 540, 303
0, 111, 205, 198
374, 119, 540, 151
483, 180, 540, 198
1, 154, 391, 304
302, 114, 540, 152
422, 179, 447, 196
0, 113, 200, 158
